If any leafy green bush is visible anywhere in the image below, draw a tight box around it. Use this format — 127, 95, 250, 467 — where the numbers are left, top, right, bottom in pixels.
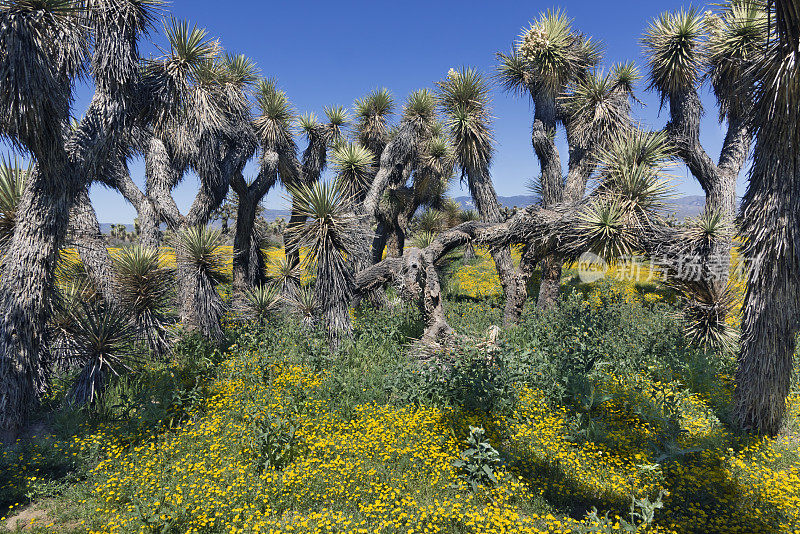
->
388, 343, 516, 415
452, 426, 502, 492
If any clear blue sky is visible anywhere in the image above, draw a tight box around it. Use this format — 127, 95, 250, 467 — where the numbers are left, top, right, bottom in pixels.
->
4, 0, 737, 222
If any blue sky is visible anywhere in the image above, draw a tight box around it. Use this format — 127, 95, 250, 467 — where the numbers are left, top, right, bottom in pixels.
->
4, 0, 737, 222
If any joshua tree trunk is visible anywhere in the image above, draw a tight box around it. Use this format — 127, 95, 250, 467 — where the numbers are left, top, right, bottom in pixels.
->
466, 164, 525, 325
732, 23, 799, 433
232, 191, 257, 308
230, 154, 278, 308
733, 153, 800, 435
0, 164, 74, 431
537, 256, 562, 309
69, 186, 119, 306
103, 160, 163, 249
386, 224, 404, 258
371, 220, 389, 264
530, 94, 564, 311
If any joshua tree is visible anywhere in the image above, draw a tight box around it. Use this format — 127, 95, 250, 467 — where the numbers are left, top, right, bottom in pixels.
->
437, 67, 526, 324
60, 302, 136, 406
361, 90, 438, 229
230, 78, 296, 307
288, 180, 365, 347
353, 128, 725, 348
113, 244, 174, 356
0, 0, 186, 431
374, 129, 454, 259
642, 4, 764, 284
732, 0, 800, 434
497, 11, 634, 310
141, 48, 259, 337
283, 107, 346, 270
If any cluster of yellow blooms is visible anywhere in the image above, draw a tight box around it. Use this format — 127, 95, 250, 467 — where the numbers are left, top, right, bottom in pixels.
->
3, 351, 797, 533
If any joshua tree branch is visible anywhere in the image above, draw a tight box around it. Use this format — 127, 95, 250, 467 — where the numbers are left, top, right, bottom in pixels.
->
664, 90, 718, 194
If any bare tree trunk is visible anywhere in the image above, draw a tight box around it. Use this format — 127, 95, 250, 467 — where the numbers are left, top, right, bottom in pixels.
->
666, 91, 750, 290
371, 220, 389, 264
137, 200, 161, 249
232, 190, 256, 310
68, 186, 118, 306
230, 152, 279, 308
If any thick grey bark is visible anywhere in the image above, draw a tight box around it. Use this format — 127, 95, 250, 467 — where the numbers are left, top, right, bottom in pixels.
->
355, 199, 707, 343
230, 152, 278, 308
732, 123, 799, 435
145, 136, 185, 231
532, 95, 564, 207
531, 93, 565, 310
361, 122, 420, 226
465, 163, 526, 325
68, 186, 118, 306
0, 165, 72, 430
105, 163, 161, 249
0, 46, 139, 431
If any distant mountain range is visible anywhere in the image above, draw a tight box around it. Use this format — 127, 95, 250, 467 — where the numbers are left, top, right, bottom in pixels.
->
454, 195, 711, 220
100, 196, 712, 232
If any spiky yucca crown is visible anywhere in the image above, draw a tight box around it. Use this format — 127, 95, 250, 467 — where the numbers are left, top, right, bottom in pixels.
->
332, 142, 374, 195
437, 67, 494, 172
254, 78, 295, 149
577, 130, 675, 258
706, 0, 767, 120
517, 10, 601, 97
642, 7, 707, 99
175, 225, 230, 285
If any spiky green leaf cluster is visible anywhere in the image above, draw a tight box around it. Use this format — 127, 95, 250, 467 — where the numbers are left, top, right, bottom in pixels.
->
112, 245, 174, 356
354, 88, 394, 155
642, 8, 707, 98
331, 142, 374, 202
254, 78, 295, 149
437, 67, 494, 172
243, 284, 282, 324
265, 253, 301, 296
516, 10, 602, 96
176, 225, 230, 285
403, 89, 437, 129
561, 70, 633, 144
671, 279, 739, 353
286, 180, 363, 341
61, 303, 137, 405
684, 209, 734, 251
578, 130, 675, 258
706, 0, 767, 119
